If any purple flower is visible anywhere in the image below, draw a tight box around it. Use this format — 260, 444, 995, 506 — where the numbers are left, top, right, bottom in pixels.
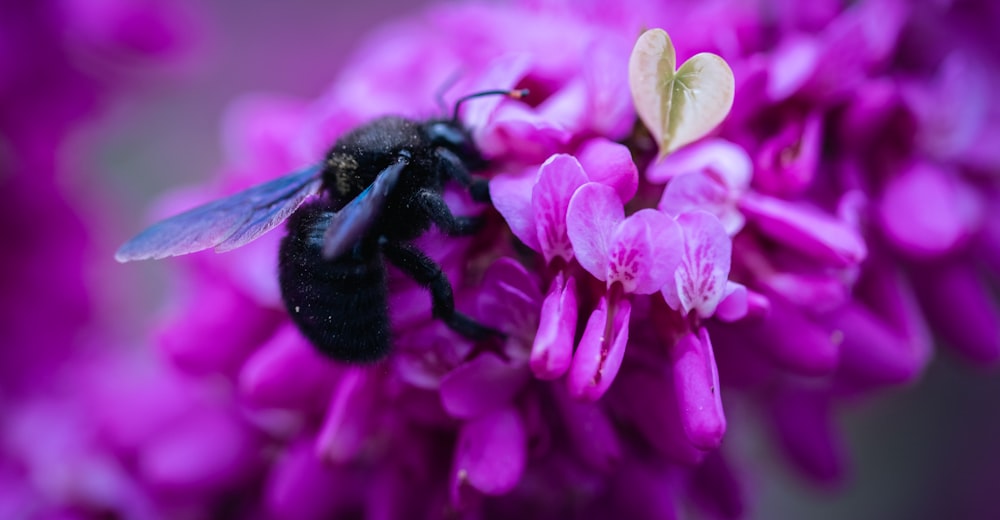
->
492, 145, 639, 381
565, 182, 682, 400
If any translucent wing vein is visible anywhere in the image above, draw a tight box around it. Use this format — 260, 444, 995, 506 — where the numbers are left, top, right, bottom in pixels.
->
115, 165, 323, 262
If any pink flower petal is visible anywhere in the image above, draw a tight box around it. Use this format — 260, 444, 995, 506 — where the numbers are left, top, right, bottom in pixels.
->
906, 52, 988, 160
479, 256, 542, 306
664, 211, 732, 318
770, 388, 844, 483
477, 102, 573, 162
744, 298, 840, 376
671, 328, 726, 450
754, 112, 822, 197
607, 209, 683, 295
657, 171, 745, 235
646, 138, 752, 190
576, 137, 639, 203
759, 270, 852, 312
239, 323, 339, 410
581, 38, 635, 139
139, 408, 258, 494
266, 437, 348, 520
878, 161, 982, 258
766, 35, 820, 101
490, 167, 540, 252
450, 407, 526, 503
567, 296, 632, 401
476, 257, 543, 340
157, 281, 282, 377
315, 368, 377, 464
530, 273, 578, 380
714, 281, 749, 322
690, 451, 744, 520
833, 302, 930, 386
534, 77, 589, 135
609, 368, 707, 466
552, 384, 622, 472
440, 355, 530, 419
532, 154, 589, 265
653, 139, 751, 236
912, 260, 1000, 364
566, 182, 625, 281
739, 191, 867, 268
463, 53, 533, 131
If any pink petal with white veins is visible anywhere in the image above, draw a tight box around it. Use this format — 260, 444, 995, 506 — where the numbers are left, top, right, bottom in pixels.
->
665, 211, 732, 318
606, 209, 683, 295
533, 154, 589, 265
567, 183, 625, 281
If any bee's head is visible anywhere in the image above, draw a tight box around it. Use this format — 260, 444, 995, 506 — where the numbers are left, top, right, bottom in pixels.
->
424, 119, 483, 167
424, 88, 529, 167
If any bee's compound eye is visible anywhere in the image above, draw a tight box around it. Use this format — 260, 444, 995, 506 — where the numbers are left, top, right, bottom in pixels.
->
426, 122, 468, 149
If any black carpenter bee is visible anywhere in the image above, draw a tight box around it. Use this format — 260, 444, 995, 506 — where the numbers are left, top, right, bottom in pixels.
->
116, 89, 527, 363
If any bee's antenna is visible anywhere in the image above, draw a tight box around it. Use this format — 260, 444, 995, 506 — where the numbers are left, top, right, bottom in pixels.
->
452, 88, 529, 122
435, 70, 464, 114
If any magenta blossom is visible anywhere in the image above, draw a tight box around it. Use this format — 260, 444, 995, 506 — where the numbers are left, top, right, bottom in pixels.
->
565, 182, 682, 400
492, 142, 638, 380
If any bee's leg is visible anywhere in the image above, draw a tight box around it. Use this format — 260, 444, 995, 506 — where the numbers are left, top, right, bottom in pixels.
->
381, 240, 503, 342
435, 147, 491, 203
415, 188, 483, 237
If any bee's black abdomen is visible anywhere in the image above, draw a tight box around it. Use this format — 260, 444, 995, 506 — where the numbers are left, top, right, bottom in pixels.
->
279, 203, 390, 363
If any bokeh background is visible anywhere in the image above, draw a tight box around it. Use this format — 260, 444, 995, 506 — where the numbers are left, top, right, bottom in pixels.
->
5, 0, 999, 518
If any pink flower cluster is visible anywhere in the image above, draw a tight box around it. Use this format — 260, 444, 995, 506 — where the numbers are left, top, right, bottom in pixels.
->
5, 0, 1000, 518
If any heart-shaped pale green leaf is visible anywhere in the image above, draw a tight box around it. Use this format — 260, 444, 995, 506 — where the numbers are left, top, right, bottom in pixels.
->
629, 28, 735, 157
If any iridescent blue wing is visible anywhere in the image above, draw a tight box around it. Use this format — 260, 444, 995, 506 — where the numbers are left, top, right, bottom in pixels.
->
115, 165, 323, 262
322, 157, 407, 259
